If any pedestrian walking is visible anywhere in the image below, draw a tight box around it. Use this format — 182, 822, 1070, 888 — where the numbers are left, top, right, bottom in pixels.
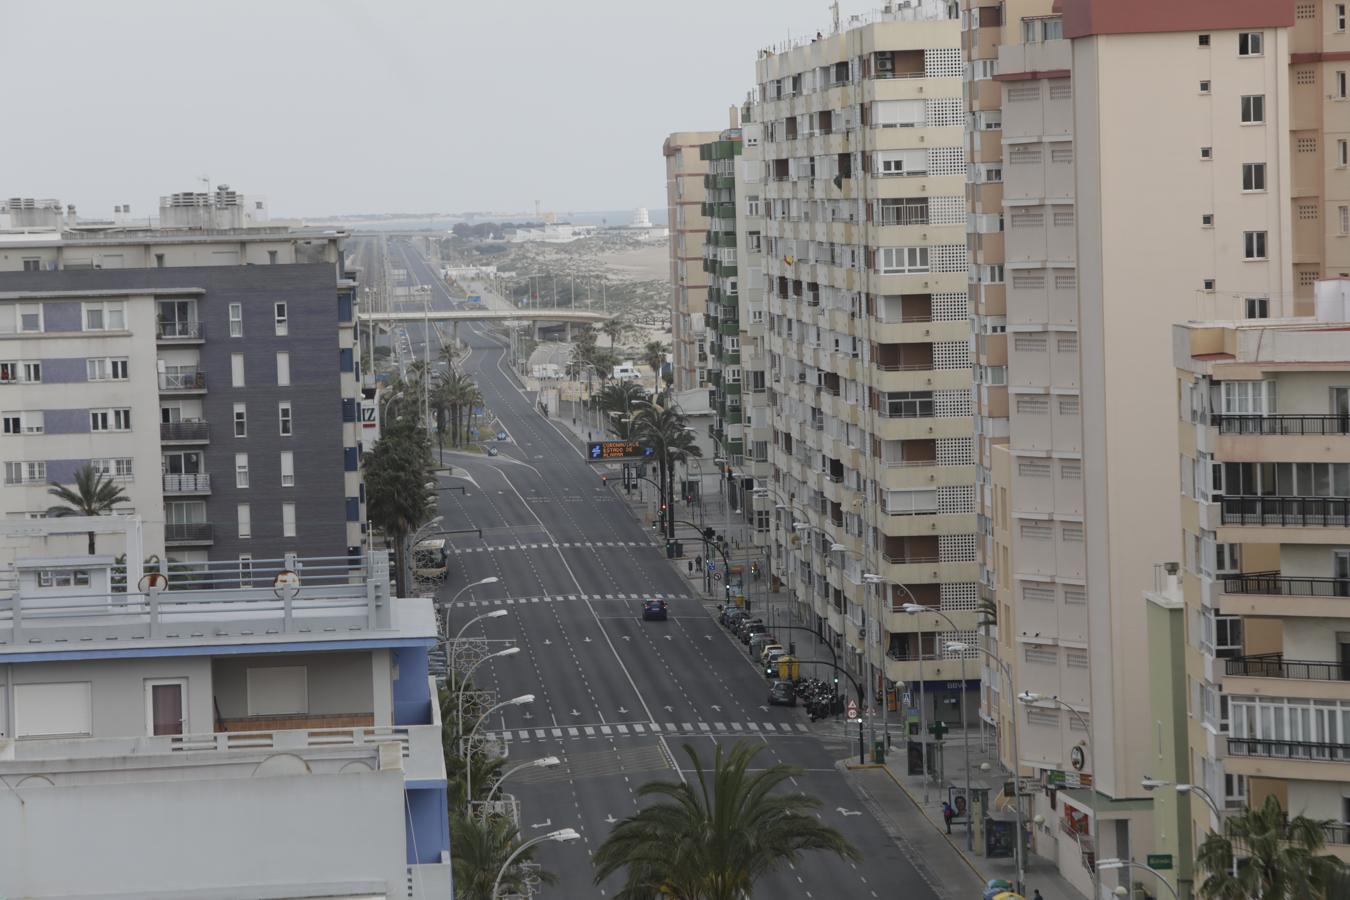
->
1032, 891, 1043, 900
941, 801, 954, 835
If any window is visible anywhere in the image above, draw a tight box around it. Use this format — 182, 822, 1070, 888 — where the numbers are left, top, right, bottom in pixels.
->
229, 303, 243, 337
1339, 140, 1348, 167
1243, 231, 1268, 260
82, 301, 126, 331
1340, 205, 1349, 236
2, 410, 43, 434
1220, 380, 1277, 415
235, 453, 250, 488
18, 303, 42, 333
1338, 3, 1347, 31
1242, 163, 1266, 191
35, 568, 92, 588
22, 257, 40, 271
1245, 296, 1270, 319
231, 353, 245, 387
237, 503, 252, 538
268, 249, 278, 264
274, 302, 288, 335
154, 253, 165, 268
86, 357, 129, 381
1238, 32, 1263, 56
1240, 95, 1265, 123
1202, 213, 1214, 227
276, 351, 290, 387
1021, 16, 1062, 42
1203, 278, 1216, 292
4, 460, 46, 484
0, 361, 41, 384
280, 451, 295, 487
879, 247, 929, 274
91, 457, 133, 481
282, 502, 296, 537
239, 553, 254, 587
278, 401, 293, 436
1200, 146, 1213, 160
14, 682, 92, 738
1199, 80, 1211, 94
90, 408, 131, 431
1198, 33, 1211, 47
233, 402, 247, 437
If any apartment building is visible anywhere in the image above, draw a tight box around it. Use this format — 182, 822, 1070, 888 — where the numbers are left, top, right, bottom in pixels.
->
664, 131, 719, 393
1167, 300, 1350, 893
0, 190, 366, 573
754, 3, 982, 732
967, 1, 1301, 893
0, 521, 451, 899
1291, 1, 1350, 300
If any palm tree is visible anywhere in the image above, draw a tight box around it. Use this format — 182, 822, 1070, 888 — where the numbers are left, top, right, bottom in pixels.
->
630, 399, 701, 539
594, 742, 860, 899
600, 317, 628, 350
47, 465, 130, 554
451, 812, 558, 900
642, 341, 668, 395
439, 341, 460, 373
429, 375, 456, 455
1196, 794, 1348, 899
362, 418, 434, 596
462, 384, 484, 445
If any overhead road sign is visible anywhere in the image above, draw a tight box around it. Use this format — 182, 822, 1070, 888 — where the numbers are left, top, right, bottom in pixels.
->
587, 441, 655, 462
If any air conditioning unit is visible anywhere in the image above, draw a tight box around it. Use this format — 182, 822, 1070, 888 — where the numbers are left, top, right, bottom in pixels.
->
876, 55, 894, 72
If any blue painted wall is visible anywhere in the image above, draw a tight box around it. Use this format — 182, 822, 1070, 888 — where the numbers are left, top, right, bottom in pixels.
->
405, 785, 450, 864
392, 646, 431, 725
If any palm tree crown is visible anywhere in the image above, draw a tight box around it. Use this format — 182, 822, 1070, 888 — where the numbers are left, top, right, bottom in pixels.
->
641, 341, 668, 395
594, 742, 860, 899
1196, 794, 1348, 899
47, 465, 130, 554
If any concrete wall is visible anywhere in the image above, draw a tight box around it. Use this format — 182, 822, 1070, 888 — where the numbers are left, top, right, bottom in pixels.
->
0, 768, 410, 899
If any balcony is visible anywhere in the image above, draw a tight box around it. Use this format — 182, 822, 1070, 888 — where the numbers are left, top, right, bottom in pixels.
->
1227, 737, 1350, 763
165, 522, 214, 545
162, 473, 211, 495
1220, 496, 1350, 528
1213, 415, 1350, 436
158, 371, 206, 393
1225, 654, 1349, 681
160, 421, 210, 443
1223, 573, 1350, 598
156, 320, 203, 341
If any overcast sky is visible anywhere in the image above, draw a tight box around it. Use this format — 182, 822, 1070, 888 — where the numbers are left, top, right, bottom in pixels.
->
7, 0, 840, 218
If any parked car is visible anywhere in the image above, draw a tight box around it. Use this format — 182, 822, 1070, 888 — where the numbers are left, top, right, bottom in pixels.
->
734, 617, 763, 641
641, 598, 668, 621
740, 622, 767, 645
767, 679, 797, 706
763, 648, 789, 678
721, 607, 749, 629
757, 642, 784, 666
748, 632, 777, 659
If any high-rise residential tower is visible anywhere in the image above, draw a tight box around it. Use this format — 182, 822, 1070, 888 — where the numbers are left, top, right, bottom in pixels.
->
664, 131, 720, 394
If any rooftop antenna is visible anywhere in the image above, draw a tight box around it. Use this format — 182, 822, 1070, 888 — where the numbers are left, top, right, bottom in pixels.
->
198, 175, 210, 196
830, 0, 840, 33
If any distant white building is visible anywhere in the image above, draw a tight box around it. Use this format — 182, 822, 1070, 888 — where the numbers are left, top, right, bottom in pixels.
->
630, 207, 652, 228
505, 223, 596, 244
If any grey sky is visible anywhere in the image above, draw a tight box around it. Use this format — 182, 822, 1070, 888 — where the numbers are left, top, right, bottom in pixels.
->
7, 0, 840, 218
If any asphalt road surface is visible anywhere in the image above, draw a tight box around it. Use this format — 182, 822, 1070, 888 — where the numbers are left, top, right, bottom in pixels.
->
386, 239, 942, 900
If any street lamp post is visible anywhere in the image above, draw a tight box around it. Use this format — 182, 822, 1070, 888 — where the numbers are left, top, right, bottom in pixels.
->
904, 603, 972, 849
947, 640, 1026, 895
448, 609, 510, 692
457, 647, 521, 744
1023, 691, 1097, 900
465, 693, 534, 812
1097, 859, 1181, 900
446, 575, 501, 616
400, 515, 444, 598
492, 828, 581, 898
483, 755, 562, 807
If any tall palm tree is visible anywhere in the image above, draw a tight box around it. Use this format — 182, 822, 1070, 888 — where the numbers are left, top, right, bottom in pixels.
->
451, 812, 558, 900
1196, 794, 1348, 899
594, 742, 860, 899
631, 399, 701, 539
600, 317, 628, 349
462, 384, 484, 445
439, 341, 460, 373
642, 341, 668, 395
47, 465, 130, 554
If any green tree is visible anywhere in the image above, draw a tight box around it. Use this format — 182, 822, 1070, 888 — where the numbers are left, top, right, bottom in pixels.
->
630, 400, 701, 540
47, 465, 130, 554
600, 317, 629, 349
594, 742, 860, 899
642, 341, 668, 395
1196, 794, 1348, 899
596, 381, 650, 437
451, 812, 558, 900
362, 418, 434, 596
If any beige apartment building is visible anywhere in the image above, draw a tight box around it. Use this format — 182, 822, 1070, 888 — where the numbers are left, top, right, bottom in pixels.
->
1168, 298, 1350, 895
664, 131, 719, 392
754, 3, 982, 736
966, 0, 1309, 893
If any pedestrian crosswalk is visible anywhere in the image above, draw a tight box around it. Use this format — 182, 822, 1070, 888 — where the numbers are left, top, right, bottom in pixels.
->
452, 591, 692, 609
450, 540, 658, 554
487, 721, 812, 743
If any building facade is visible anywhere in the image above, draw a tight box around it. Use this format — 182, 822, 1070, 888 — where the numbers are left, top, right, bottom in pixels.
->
0, 193, 366, 573
664, 130, 719, 393
0, 527, 451, 899
754, 4, 982, 735
1169, 302, 1350, 895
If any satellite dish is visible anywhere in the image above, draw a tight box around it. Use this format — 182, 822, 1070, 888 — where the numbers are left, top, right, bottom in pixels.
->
137, 572, 168, 593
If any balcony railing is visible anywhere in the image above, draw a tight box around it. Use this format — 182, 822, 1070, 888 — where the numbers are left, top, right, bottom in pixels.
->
1220, 496, 1350, 528
165, 522, 213, 543
1225, 654, 1350, 681
1322, 823, 1350, 845
1222, 572, 1350, 598
1227, 737, 1350, 762
160, 421, 210, 442
156, 320, 203, 340
158, 371, 206, 391
163, 473, 211, 494
1213, 414, 1350, 436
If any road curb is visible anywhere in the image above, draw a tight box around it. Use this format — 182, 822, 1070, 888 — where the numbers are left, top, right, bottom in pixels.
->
878, 763, 988, 884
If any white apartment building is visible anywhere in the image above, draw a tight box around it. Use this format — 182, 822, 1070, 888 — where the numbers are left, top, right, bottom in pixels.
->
664, 131, 719, 393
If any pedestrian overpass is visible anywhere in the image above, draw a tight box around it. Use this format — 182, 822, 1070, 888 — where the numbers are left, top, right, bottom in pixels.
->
359, 309, 612, 326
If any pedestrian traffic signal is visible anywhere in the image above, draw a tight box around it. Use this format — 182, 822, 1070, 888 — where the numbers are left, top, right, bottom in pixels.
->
928, 721, 949, 740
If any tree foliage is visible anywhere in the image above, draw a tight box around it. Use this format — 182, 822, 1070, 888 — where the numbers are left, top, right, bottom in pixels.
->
1196, 794, 1348, 899
47, 464, 130, 554
362, 418, 434, 595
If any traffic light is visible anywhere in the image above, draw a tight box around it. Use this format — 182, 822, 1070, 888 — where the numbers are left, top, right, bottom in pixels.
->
704, 527, 716, 542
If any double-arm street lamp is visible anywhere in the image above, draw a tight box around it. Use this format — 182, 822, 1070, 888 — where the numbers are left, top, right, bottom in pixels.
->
456, 646, 521, 741
484, 756, 562, 806
946, 640, 1026, 894
465, 693, 535, 813
448, 608, 509, 692
492, 828, 581, 898
447, 575, 500, 612
1020, 691, 1098, 899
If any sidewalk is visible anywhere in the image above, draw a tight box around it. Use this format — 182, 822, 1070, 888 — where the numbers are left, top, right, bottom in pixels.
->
839, 727, 1086, 900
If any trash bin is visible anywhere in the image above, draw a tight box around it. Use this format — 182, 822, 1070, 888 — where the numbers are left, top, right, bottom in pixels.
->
872, 739, 886, 764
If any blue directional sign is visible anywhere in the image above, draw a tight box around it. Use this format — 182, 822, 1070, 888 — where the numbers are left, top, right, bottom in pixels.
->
587, 440, 653, 461
590, 444, 603, 460
497, 431, 508, 441
467, 294, 482, 304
